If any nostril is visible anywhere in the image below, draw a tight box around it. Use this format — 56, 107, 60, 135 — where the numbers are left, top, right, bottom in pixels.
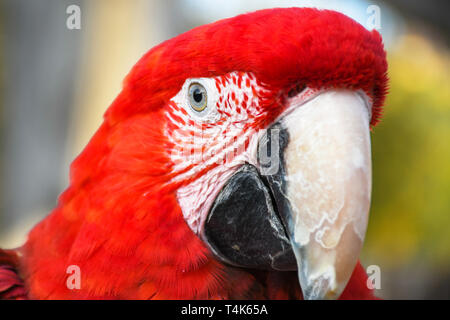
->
287, 83, 306, 98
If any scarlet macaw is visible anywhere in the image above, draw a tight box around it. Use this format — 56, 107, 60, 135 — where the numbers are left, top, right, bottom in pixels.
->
0, 8, 387, 300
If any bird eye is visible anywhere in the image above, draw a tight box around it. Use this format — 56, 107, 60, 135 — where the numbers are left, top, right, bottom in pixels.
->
188, 82, 207, 112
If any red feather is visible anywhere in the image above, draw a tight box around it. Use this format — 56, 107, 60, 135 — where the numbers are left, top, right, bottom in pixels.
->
0, 250, 27, 299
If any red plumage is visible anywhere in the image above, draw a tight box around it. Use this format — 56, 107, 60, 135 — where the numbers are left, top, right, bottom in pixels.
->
0, 8, 387, 299
0, 250, 27, 299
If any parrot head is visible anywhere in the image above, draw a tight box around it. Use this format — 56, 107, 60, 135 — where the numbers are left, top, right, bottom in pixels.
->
21, 8, 388, 300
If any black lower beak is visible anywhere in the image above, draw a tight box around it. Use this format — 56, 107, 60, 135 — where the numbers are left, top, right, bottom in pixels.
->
202, 125, 297, 271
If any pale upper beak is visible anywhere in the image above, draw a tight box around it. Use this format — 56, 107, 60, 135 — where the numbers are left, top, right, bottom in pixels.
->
280, 89, 372, 299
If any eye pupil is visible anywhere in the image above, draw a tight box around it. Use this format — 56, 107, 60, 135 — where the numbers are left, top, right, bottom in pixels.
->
188, 82, 207, 112
193, 89, 203, 103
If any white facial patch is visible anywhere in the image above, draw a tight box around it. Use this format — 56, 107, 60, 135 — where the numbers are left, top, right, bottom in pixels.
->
165, 72, 268, 234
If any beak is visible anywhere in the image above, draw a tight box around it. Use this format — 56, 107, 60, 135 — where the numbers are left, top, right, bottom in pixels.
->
203, 89, 372, 300
268, 89, 372, 299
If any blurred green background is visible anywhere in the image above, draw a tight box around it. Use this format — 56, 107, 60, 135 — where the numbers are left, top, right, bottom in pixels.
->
365, 31, 450, 298
0, 0, 449, 299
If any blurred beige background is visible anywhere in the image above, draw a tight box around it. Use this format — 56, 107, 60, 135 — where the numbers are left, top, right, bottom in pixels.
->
0, 0, 449, 299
